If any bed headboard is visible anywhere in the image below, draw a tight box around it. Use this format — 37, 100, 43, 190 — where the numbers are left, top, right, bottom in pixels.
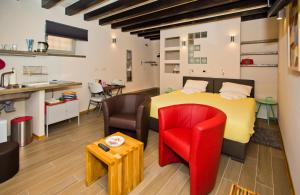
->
183, 76, 255, 98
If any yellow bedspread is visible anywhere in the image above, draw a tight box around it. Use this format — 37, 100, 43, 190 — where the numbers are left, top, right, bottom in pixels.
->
150, 91, 256, 143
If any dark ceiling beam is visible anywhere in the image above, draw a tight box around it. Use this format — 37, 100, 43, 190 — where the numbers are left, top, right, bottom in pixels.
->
130, 7, 268, 34
241, 12, 268, 21
150, 37, 160, 40
145, 35, 160, 40
122, 0, 268, 32
144, 34, 160, 38
145, 35, 160, 39
65, 0, 106, 16
98, 0, 195, 25
111, 0, 240, 29
84, 0, 150, 21
137, 30, 160, 37
42, 0, 62, 9
268, 0, 291, 17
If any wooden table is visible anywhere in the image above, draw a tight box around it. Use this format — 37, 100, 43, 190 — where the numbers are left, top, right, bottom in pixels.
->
86, 132, 144, 195
103, 85, 125, 97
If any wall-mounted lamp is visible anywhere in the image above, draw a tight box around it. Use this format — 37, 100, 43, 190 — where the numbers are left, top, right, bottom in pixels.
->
230, 35, 235, 43
182, 41, 186, 47
277, 9, 285, 20
112, 38, 117, 44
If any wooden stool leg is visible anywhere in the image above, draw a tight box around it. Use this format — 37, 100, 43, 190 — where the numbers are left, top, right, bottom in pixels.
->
108, 160, 122, 195
85, 150, 107, 186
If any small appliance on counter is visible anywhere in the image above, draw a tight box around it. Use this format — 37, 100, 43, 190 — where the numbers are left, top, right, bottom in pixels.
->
35, 42, 49, 52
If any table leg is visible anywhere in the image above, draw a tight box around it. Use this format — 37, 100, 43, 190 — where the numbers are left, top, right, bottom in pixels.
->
116, 88, 121, 96
85, 150, 107, 186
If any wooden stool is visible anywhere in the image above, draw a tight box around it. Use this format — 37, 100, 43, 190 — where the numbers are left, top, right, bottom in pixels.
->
85, 132, 144, 195
230, 184, 257, 195
256, 97, 278, 125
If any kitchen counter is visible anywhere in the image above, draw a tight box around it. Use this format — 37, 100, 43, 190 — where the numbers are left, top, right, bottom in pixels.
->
0, 81, 82, 138
0, 81, 82, 95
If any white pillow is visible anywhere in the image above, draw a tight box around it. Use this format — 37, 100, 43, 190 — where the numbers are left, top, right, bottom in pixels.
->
220, 82, 252, 96
181, 88, 200, 94
220, 91, 247, 100
184, 80, 208, 92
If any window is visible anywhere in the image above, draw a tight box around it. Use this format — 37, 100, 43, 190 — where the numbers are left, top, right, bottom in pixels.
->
46, 35, 75, 54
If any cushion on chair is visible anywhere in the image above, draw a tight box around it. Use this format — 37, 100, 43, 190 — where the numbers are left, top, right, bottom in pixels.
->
90, 96, 104, 102
163, 128, 192, 161
109, 114, 136, 130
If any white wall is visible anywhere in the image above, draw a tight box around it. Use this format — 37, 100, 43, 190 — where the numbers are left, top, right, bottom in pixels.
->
0, 0, 159, 134
241, 18, 278, 118
159, 18, 241, 93
278, 5, 300, 194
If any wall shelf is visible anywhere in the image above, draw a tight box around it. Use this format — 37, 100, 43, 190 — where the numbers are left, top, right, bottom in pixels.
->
241, 39, 278, 45
241, 51, 278, 56
165, 47, 180, 51
165, 37, 180, 48
165, 50, 180, 60
0, 49, 86, 58
240, 64, 278, 67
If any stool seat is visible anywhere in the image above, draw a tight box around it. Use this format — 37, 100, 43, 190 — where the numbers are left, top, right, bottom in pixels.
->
256, 98, 277, 105
256, 98, 278, 125
0, 142, 19, 183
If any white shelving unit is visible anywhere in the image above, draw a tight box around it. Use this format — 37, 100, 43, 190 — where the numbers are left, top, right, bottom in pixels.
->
163, 37, 181, 74
240, 39, 278, 67
45, 100, 80, 136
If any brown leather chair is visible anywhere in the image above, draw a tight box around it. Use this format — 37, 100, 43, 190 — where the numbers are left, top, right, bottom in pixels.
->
102, 94, 151, 148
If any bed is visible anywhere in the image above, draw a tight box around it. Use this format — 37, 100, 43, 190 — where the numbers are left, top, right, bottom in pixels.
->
150, 76, 256, 162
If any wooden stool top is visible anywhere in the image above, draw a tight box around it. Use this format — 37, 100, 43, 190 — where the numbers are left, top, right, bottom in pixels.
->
86, 132, 143, 165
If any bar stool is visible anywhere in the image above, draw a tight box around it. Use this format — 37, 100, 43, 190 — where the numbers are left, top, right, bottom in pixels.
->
256, 97, 278, 125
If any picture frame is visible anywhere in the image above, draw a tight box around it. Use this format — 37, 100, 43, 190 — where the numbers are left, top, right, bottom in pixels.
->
288, 0, 300, 71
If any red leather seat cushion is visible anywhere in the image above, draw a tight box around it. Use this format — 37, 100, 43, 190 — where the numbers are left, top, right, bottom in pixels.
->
163, 128, 191, 161
109, 114, 136, 130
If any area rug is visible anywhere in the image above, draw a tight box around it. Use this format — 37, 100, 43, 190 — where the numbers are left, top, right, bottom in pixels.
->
251, 121, 283, 149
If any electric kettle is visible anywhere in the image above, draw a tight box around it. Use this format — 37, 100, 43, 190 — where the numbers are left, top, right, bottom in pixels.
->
36, 42, 49, 52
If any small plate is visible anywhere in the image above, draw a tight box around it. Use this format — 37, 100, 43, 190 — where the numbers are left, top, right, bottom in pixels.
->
105, 136, 125, 147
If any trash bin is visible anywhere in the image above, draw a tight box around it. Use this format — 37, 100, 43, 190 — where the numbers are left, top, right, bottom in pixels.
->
11, 116, 33, 147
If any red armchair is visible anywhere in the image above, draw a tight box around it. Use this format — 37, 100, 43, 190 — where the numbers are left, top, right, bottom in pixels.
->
159, 104, 227, 195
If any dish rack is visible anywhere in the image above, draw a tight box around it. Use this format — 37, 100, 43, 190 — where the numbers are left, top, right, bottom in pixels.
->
22, 66, 48, 84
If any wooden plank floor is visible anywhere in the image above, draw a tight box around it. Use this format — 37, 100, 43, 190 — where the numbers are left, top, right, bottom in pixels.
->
0, 113, 293, 195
